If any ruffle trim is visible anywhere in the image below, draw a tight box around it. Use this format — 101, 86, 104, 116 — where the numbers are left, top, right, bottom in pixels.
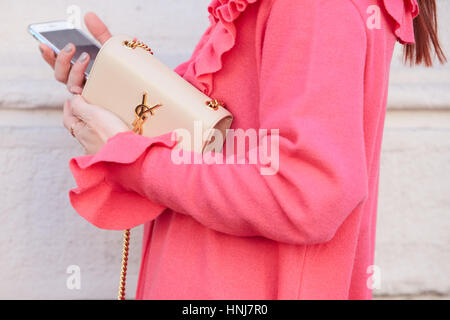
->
383, 0, 419, 44
181, 0, 418, 94
69, 131, 177, 230
182, 0, 259, 95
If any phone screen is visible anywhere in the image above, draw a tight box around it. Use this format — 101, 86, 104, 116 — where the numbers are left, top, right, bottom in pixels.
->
40, 29, 100, 75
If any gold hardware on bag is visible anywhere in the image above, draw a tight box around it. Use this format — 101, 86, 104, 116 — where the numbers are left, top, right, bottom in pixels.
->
117, 37, 156, 301
118, 92, 161, 301
123, 38, 154, 55
80, 35, 233, 299
118, 229, 130, 300
206, 99, 224, 111
131, 93, 163, 135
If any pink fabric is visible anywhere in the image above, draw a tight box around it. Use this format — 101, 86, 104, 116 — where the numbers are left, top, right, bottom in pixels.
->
383, 0, 419, 44
69, 0, 417, 299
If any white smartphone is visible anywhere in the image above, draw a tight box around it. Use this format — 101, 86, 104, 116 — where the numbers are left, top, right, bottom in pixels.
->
28, 20, 100, 77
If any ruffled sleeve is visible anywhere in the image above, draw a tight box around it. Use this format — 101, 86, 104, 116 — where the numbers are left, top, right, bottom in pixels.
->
69, 131, 177, 230
382, 0, 419, 44
69, 0, 369, 245
69, 0, 261, 231
179, 0, 259, 95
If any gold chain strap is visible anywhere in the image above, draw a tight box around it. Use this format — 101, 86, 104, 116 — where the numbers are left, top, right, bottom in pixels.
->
205, 99, 223, 110
117, 38, 223, 300
123, 38, 154, 54
117, 91, 162, 300
118, 229, 130, 300
117, 39, 156, 301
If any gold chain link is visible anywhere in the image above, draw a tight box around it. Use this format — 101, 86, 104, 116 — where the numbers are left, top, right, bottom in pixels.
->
123, 38, 154, 55
205, 99, 224, 111
118, 229, 130, 300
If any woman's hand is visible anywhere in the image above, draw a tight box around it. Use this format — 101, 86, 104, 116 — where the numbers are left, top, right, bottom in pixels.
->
39, 12, 112, 94
63, 95, 130, 155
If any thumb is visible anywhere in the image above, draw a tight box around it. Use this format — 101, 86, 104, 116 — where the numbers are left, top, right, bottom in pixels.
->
70, 95, 99, 123
84, 12, 112, 45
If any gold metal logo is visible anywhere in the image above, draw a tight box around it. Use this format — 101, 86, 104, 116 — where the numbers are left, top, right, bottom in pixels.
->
131, 93, 162, 135
206, 99, 224, 111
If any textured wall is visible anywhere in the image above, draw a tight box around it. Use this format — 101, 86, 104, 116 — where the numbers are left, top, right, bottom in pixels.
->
0, 0, 448, 299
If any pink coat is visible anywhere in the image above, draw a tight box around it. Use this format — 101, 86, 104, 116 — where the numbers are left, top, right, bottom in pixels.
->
69, 0, 418, 299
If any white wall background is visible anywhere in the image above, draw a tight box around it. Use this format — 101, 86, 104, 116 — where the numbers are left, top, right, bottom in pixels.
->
0, 0, 448, 299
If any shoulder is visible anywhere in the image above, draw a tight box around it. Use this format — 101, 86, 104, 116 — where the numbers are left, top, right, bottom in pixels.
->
267, 0, 369, 16
266, 0, 418, 45
265, 0, 367, 40
266, 0, 367, 27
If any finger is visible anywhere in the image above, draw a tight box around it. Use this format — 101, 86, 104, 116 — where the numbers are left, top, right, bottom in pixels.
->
84, 12, 112, 45
39, 43, 56, 68
63, 100, 81, 132
70, 95, 96, 123
55, 43, 75, 83
69, 86, 83, 95
67, 52, 90, 91
72, 120, 87, 139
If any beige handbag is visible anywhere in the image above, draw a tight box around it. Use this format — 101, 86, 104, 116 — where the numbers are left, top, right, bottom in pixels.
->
81, 35, 233, 299
83, 35, 233, 154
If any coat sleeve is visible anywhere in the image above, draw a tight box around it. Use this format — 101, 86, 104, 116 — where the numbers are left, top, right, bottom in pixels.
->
69, 0, 369, 245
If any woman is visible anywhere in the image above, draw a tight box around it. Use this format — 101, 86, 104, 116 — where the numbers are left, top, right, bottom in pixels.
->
39, 0, 446, 299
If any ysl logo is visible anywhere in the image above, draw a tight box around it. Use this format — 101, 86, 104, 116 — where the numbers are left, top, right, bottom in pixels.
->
132, 92, 162, 135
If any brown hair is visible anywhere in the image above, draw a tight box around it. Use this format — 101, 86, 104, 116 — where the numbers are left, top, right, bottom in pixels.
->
404, 0, 447, 67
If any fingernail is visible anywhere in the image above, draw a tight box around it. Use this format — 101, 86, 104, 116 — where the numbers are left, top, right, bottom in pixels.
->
70, 86, 83, 94
63, 43, 73, 53
78, 52, 88, 63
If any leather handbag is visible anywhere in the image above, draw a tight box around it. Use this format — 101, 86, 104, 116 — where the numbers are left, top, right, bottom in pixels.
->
82, 35, 233, 154
81, 35, 233, 299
